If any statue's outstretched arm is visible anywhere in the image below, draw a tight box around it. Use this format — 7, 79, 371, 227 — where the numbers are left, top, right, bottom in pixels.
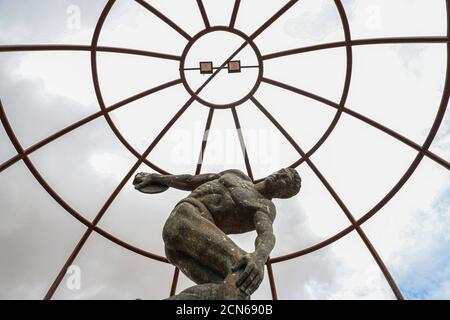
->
134, 172, 220, 192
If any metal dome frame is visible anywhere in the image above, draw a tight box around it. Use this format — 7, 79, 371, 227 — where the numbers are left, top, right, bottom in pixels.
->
0, 0, 449, 300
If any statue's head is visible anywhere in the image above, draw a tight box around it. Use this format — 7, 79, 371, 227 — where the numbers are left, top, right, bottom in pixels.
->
263, 168, 301, 199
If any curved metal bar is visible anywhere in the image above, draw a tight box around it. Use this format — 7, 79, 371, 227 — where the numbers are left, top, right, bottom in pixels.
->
262, 77, 450, 171
251, 92, 404, 299
43, 94, 195, 299
269, 0, 450, 265
90, 2, 177, 179
170, 267, 180, 297
249, 0, 299, 41
43, 0, 194, 299
196, 0, 210, 29
0, 101, 169, 263
0, 98, 171, 292
356, 1, 450, 228
135, 0, 192, 41
46, 0, 264, 298
0, 44, 181, 61
196, 42, 248, 95
282, 0, 354, 174
0, 0, 447, 302
262, 36, 449, 61
0, 153, 23, 173
270, 226, 354, 264
170, 107, 215, 296
0, 79, 182, 174
171, 105, 215, 293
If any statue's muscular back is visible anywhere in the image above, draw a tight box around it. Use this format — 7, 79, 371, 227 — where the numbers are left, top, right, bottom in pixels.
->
187, 170, 275, 235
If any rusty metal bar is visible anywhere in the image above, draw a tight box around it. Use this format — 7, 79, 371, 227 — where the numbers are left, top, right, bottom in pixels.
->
229, 0, 241, 28
0, 44, 181, 61
262, 77, 450, 171
0, 100, 169, 264
251, 94, 404, 300
44, 95, 195, 299
249, 0, 299, 41
170, 267, 180, 297
0, 0, 447, 302
270, 1, 448, 300
195, 108, 215, 175
357, 0, 450, 228
262, 36, 449, 61
45, 0, 260, 297
270, 226, 354, 263
43, 0, 192, 299
0, 79, 182, 174
195, 42, 248, 95
196, 0, 210, 29
266, 262, 278, 300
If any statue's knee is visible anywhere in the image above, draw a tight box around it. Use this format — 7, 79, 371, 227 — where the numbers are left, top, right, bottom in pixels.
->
162, 218, 180, 245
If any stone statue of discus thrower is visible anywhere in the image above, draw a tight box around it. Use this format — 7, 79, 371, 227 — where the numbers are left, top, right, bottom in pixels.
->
133, 168, 301, 300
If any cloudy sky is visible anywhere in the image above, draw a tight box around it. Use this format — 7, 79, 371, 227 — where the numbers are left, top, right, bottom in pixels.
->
0, 0, 449, 300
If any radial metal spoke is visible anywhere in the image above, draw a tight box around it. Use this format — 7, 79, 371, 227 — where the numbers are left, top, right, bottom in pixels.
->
0, 44, 182, 61
107, 79, 183, 114
194, 42, 249, 95
44, 96, 195, 300
170, 267, 180, 297
0, 79, 182, 174
0, 100, 169, 259
263, 41, 346, 60
231, 107, 254, 180
262, 36, 449, 61
195, 108, 215, 175
97, 46, 181, 61
250, 0, 299, 41
1, 0, 447, 302
0, 154, 21, 173
357, 28, 450, 227
196, 0, 210, 29
262, 77, 450, 171
271, 25, 450, 264
135, 0, 192, 41
251, 95, 404, 300
229, 0, 241, 28
90, 3, 175, 178
251, 97, 304, 159
1, 98, 169, 297
47, 0, 228, 292
270, 226, 354, 263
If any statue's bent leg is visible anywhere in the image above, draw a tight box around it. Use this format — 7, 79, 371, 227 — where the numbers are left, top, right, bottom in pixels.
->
163, 202, 246, 282
165, 248, 223, 284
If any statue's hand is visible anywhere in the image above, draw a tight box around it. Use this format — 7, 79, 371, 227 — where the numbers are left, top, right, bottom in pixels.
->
133, 172, 160, 190
234, 253, 264, 296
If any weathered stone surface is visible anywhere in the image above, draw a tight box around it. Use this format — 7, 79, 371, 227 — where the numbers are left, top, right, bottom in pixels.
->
133, 168, 301, 300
